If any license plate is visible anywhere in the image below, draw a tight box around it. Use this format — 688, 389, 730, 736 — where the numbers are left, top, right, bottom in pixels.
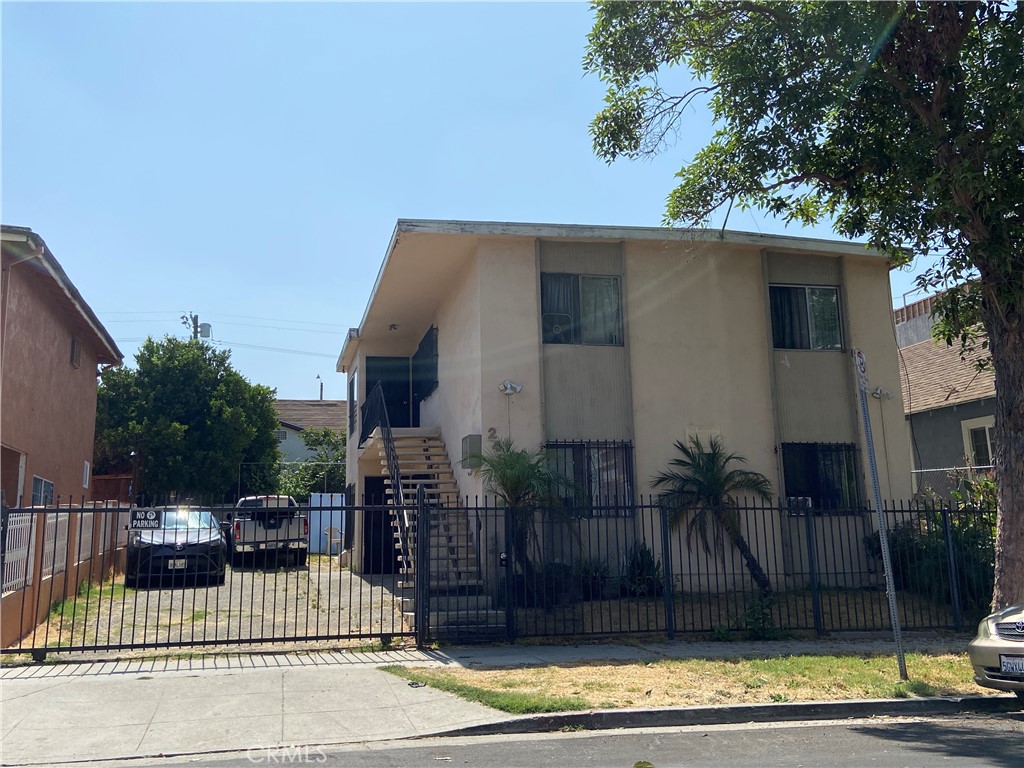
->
999, 655, 1024, 676
167, 558, 188, 570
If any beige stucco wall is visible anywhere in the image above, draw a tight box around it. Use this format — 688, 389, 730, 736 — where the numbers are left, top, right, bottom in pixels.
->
419, 248, 483, 496
476, 238, 545, 459
625, 239, 779, 495
843, 255, 913, 500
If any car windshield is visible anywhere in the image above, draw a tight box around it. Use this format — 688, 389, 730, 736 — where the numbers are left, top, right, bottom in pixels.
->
163, 509, 218, 530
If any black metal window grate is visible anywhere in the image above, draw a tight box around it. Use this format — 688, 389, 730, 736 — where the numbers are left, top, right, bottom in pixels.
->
545, 440, 635, 517
782, 442, 861, 511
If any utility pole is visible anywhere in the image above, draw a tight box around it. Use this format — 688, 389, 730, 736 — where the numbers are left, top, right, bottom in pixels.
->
181, 312, 211, 340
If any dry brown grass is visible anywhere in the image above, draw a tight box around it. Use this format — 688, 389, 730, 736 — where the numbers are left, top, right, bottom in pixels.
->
391, 652, 995, 711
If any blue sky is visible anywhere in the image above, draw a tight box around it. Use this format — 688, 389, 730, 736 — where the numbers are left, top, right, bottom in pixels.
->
2, 2, 924, 400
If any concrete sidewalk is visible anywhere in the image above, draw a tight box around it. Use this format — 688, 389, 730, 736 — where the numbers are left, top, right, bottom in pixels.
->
0, 637, 995, 766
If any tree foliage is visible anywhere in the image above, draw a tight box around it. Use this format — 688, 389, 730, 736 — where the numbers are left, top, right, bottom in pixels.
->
277, 427, 347, 502
653, 436, 774, 596
95, 336, 280, 500
586, 0, 1023, 608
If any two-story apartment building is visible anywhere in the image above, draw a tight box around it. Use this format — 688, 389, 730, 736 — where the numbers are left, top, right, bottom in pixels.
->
2, 225, 123, 647
338, 220, 912, 573
1, 225, 122, 506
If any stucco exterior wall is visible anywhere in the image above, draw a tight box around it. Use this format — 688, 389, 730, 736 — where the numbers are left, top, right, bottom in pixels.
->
476, 238, 545, 455
1, 265, 98, 504
419, 249, 483, 496
843, 255, 914, 500
625, 239, 779, 494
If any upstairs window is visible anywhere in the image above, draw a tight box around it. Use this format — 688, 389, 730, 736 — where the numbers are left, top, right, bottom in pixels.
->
541, 273, 623, 346
546, 440, 634, 516
70, 336, 81, 368
770, 285, 842, 350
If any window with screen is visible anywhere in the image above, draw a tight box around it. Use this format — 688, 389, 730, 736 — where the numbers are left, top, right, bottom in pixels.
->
769, 285, 842, 350
541, 273, 623, 346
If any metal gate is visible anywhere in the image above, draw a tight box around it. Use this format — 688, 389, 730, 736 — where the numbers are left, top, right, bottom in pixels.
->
0, 501, 412, 660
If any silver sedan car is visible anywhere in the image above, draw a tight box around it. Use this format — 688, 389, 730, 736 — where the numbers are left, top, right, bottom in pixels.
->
968, 604, 1024, 698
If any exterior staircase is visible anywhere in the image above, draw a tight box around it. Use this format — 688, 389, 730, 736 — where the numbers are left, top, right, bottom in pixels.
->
374, 428, 504, 641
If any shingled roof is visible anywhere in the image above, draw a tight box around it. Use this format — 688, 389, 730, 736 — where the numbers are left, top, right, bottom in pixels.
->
274, 400, 348, 432
898, 337, 996, 415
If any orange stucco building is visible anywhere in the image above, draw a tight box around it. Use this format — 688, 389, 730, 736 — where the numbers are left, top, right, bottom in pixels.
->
1, 225, 122, 647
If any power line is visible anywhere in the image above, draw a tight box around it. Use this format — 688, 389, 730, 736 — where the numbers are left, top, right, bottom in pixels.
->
211, 320, 344, 335
210, 339, 337, 359
207, 313, 348, 328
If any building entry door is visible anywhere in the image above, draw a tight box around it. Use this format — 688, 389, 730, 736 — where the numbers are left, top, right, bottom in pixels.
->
365, 356, 413, 429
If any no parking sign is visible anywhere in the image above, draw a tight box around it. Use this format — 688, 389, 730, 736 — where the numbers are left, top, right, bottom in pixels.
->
129, 508, 163, 530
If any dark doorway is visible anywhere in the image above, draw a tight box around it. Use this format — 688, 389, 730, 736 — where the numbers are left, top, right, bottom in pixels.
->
365, 356, 413, 429
362, 477, 399, 574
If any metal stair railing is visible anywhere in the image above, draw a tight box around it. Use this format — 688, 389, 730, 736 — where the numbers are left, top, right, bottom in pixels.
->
360, 381, 414, 574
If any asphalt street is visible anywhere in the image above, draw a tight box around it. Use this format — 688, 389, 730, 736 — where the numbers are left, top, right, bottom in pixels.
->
49, 714, 1024, 768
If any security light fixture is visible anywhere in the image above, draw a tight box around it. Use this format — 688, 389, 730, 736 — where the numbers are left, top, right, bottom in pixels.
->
499, 379, 523, 396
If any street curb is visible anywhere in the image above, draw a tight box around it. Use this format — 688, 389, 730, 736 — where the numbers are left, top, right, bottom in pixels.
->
431, 695, 1023, 737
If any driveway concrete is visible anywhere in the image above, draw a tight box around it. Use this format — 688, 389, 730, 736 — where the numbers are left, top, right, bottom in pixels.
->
0, 651, 503, 766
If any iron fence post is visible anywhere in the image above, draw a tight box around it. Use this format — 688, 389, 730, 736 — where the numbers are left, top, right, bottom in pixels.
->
803, 508, 824, 637
941, 505, 964, 632
504, 506, 515, 643
659, 504, 675, 638
415, 486, 430, 648
0, 502, 9, 579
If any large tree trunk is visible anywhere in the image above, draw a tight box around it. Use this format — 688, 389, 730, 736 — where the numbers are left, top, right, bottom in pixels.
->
981, 299, 1024, 610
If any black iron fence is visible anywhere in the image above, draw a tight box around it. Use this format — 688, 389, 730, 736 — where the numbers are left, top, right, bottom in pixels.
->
415, 496, 996, 644
1, 499, 410, 659
1, 494, 996, 657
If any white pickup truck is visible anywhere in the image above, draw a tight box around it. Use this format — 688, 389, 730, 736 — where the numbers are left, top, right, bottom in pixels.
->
228, 495, 308, 567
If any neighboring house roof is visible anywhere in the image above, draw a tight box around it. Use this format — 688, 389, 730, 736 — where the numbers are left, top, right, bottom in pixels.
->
1, 225, 122, 365
898, 337, 996, 415
273, 400, 347, 433
338, 218, 892, 371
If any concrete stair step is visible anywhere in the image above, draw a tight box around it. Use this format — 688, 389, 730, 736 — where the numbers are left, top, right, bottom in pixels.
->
400, 593, 491, 612
383, 467, 455, 476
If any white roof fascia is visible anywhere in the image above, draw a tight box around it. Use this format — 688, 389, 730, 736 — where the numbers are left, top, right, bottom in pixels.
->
393, 219, 889, 259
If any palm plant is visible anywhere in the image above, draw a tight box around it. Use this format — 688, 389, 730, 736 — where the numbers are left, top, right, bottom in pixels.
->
470, 438, 578, 588
653, 436, 774, 597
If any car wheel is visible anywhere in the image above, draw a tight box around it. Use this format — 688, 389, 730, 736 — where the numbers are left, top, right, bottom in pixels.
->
296, 550, 307, 568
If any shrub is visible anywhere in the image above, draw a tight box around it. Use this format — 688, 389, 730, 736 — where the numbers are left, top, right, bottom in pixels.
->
574, 557, 611, 601
864, 508, 994, 622
620, 542, 664, 598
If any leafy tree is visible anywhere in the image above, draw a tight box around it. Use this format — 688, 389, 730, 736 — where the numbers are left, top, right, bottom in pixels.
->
471, 438, 578, 593
653, 436, 774, 597
586, 1, 1023, 609
95, 336, 280, 500
278, 427, 347, 502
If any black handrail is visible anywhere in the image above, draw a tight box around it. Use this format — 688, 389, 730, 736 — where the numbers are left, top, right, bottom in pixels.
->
360, 382, 413, 571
